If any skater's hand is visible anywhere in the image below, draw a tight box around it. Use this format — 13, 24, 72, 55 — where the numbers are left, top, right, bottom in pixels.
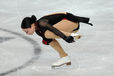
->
65, 36, 75, 43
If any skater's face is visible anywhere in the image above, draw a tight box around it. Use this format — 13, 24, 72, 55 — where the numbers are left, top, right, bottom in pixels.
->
22, 23, 35, 35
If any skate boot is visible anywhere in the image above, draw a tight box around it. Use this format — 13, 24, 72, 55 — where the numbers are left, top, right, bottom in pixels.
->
71, 33, 81, 39
51, 56, 71, 68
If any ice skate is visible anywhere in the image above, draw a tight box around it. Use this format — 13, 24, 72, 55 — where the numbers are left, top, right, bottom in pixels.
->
51, 56, 71, 68
71, 33, 81, 39
75, 35, 81, 39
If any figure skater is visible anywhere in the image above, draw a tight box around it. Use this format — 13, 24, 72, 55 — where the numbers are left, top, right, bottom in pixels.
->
21, 12, 93, 67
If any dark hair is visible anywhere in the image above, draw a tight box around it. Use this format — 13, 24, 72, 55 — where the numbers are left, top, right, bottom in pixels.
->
21, 15, 37, 29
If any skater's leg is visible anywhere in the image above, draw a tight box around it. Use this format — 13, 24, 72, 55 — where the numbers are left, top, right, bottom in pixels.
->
49, 39, 71, 67
49, 39, 68, 57
44, 20, 79, 39
53, 19, 79, 32
52, 19, 80, 39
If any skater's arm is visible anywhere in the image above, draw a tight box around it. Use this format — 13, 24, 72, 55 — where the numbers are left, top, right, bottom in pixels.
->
65, 12, 89, 23
65, 12, 93, 26
35, 30, 43, 37
39, 19, 74, 43
46, 12, 90, 24
39, 19, 67, 39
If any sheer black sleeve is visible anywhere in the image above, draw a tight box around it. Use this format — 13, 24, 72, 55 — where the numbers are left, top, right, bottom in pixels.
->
39, 19, 67, 40
66, 12, 89, 23
66, 12, 93, 26
35, 30, 43, 37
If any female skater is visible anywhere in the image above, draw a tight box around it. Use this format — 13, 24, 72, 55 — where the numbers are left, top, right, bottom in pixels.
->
21, 12, 93, 67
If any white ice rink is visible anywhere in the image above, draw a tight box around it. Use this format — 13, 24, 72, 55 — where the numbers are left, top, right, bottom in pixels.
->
0, 0, 114, 76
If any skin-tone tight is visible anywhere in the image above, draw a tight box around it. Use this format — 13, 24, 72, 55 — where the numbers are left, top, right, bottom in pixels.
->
44, 20, 79, 58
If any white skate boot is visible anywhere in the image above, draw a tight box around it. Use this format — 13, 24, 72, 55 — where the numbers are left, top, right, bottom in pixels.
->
71, 33, 81, 39
51, 56, 71, 68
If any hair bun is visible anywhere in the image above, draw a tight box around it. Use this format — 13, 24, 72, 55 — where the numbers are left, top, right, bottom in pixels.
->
31, 15, 37, 22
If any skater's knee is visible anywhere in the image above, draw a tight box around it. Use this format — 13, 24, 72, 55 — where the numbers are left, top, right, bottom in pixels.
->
42, 39, 53, 45
44, 30, 54, 38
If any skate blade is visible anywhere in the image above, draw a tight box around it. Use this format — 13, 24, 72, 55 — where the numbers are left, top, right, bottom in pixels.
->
75, 35, 81, 39
51, 62, 71, 68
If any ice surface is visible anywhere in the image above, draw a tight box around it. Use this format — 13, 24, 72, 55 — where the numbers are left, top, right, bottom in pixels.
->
0, 0, 114, 76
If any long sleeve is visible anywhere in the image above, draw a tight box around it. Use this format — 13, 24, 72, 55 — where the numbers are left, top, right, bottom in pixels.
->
39, 19, 67, 40
35, 30, 43, 37
66, 12, 89, 23
65, 12, 93, 26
